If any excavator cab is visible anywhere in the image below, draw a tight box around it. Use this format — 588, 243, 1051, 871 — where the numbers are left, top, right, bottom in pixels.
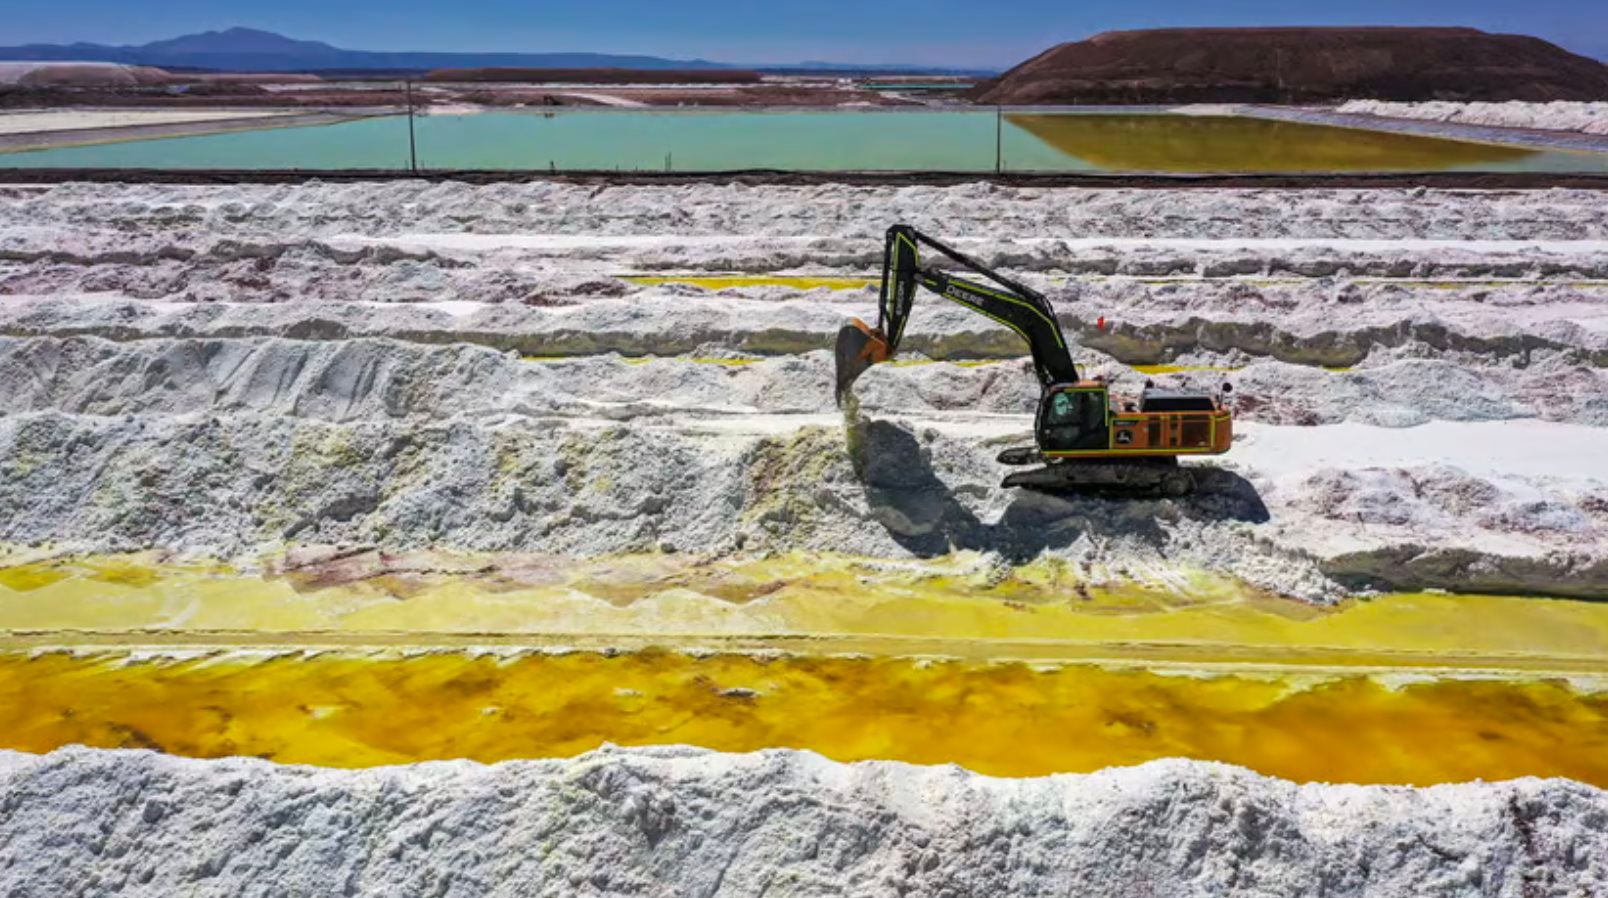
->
1039, 384, 1110, 452
1038, 381, 1231, 456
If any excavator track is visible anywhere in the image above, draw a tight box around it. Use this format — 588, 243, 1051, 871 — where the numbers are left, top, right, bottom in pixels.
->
1000, 455, 1196, 497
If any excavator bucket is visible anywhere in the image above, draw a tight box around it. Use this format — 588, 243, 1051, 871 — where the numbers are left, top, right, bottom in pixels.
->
834, 318, 890, 405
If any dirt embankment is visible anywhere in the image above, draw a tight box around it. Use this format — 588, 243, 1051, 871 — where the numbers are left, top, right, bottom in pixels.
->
969, 27, 1608, 105
421, 67, 763, 84
0, 64, 324, 108
0, 79, 894, 110
0, 83, 407, 110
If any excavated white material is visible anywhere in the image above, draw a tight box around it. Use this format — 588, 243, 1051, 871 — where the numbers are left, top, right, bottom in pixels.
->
3, 183, 1607, 370
0, 401, 1601, 600
1336, 100, 1608, 136
6, 337, 1604, 426
3, 203, 1607, 372
2, 182, 1603, 240
0, 745, 1604, 898
1, 181, 1605, 600
4, 282, 1606, 369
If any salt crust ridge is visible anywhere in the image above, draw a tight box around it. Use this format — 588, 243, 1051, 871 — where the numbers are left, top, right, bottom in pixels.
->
0, 745, 1603, 898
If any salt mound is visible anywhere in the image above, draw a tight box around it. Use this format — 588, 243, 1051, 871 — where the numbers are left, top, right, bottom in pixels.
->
0, 745, 1602, 897
1338, 100, 1608, 136
0, 61, 173, 88
4, 337, 1603, 431
5, 182, 1604, 244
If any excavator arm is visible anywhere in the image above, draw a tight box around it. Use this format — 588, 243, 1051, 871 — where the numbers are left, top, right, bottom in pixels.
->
835, 224, 1079, 403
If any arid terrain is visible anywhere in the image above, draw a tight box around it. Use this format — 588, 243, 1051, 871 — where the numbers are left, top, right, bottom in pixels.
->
3, 17, 1608, 887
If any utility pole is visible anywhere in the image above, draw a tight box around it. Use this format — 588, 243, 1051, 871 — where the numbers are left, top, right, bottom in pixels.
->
404, 79, 419, 175
994, 106, 1003, 174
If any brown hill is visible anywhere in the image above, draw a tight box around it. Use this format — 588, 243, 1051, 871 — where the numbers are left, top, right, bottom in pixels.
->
968, 27, 1608, 105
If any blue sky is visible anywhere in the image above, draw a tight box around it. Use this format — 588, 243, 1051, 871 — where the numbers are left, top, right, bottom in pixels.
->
4, 0, 1605, 67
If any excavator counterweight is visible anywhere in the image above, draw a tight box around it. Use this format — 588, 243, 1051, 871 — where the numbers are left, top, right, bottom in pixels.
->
834, 224, 1233, 496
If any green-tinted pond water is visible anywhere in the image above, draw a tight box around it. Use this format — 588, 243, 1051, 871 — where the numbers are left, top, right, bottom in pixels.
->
3, 110, 1605, 173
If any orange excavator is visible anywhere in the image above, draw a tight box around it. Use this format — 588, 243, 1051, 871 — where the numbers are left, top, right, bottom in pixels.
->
835, 224, 1232, 496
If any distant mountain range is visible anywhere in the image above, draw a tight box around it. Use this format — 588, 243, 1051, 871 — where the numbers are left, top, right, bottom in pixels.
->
0, 27, 993, 75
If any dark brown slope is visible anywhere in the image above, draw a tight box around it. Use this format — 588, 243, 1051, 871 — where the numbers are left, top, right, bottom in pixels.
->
968, 27, 1608, 104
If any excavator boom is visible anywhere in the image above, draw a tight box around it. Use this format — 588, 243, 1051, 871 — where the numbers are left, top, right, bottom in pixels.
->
835, 225, 1078, 403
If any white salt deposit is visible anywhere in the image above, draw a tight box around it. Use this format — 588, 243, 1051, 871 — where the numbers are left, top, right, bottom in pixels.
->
1337, 100, 1608, 136
0, 745, 1602, 898
0, 180, 1604, 601
0, 109, 294, 136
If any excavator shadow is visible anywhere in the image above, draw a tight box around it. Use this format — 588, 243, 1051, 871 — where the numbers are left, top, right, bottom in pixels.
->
852, 419, 1270, 562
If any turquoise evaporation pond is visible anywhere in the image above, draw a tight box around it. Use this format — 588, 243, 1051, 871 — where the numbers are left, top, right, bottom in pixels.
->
3, 109, 1607, 173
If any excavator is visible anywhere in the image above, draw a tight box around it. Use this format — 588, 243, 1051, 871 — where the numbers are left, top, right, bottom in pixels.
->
834, 225, 1232, 496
